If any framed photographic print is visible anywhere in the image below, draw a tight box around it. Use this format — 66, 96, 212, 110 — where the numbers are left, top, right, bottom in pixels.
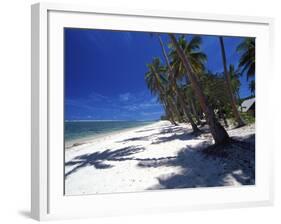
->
31, 2, 274, 221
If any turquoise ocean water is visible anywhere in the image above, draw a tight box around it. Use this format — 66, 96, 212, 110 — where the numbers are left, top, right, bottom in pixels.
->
65, 120, 155, 148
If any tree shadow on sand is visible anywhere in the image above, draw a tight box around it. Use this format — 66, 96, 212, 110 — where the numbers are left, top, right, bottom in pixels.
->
157, 126, 189, 134
151, 132, 202, 144
118, 125, 196, 144
116, 136, 151, 143
65, 145, 145, 178
65, 145, 177, 178
138, 134, 255, 190
135, 128, 158, 133
133, 124, 182, 133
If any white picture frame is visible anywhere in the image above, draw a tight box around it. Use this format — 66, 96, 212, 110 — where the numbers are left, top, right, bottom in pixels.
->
31, 2, 274, 221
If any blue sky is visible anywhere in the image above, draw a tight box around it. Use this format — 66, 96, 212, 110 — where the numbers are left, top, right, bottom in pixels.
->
65, 28, 253, 121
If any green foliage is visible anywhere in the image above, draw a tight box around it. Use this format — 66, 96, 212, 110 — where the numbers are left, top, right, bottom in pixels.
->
241, 112, 255, 124
229, 64, 241, 98
169, 35, 207, 79
144, 34, 252, 127
145, 57, 167, 96
160, 115, 168, 120
237, 37, 255, 80
200, 72, 230, 111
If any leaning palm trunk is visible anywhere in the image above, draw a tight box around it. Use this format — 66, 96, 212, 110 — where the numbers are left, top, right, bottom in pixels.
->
150, 63, 179, 125
157, 34, 200, 133
167, 96, 181, 124
188, 97, 202, 125
177, 87, 201, 132
164, 96, 180, 125
169, 34, 229, 144
163, 100, 178, 125
219, 37, 245, 127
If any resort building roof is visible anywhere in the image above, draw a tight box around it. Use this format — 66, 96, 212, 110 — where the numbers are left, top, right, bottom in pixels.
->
240, 98, 255, 112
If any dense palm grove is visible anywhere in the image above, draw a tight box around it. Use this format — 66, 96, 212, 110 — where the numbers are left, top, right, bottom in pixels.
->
145, 34, 255, 145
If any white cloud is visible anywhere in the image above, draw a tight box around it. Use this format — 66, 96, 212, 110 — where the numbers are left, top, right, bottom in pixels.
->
140, 111, 163, 116
89, 92, 109, 102
119, 92, 133, 102
123, 105, 138, 111
138, 102, 158, 108
66, 90, 164, 120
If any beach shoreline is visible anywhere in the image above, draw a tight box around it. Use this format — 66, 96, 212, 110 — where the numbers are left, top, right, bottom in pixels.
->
65, 120, 255, 196
65, 121, 158, 149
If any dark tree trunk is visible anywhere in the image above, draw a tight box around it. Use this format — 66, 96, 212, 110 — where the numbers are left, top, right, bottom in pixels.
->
218, 109, 229, 128
163, 100, 178, 125
175, 83, 201, 133
167, 98, 180, 125
222, 115, 229, 128
150, 64, 178, 125
219, 37, 245, 127
189, 97, 202, 125
169, 34, 230, 144
157, 34, 200, 133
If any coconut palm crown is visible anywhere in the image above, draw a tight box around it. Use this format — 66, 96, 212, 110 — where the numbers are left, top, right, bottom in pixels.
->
169, 35, 207, 78
236, 37, 255, 80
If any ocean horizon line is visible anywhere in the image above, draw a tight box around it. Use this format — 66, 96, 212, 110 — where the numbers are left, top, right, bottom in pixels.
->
65, 119, 160, 122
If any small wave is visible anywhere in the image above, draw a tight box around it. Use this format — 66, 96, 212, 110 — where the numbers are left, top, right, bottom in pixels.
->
66, 142, 87, 150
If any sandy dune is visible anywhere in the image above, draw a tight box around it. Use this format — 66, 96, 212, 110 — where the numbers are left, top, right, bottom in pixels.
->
65, 121, 255, 195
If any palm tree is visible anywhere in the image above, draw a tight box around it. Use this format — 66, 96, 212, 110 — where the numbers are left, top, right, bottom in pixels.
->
236, 37, 255, 80
160, 95, 179, 125
157, 34, 200, 133
145, 59, 165, 95
169, 35, 207, 123
169, 34, 230, 144
200, 71, 230, 127
145, 58, 178, 125
219, 37, 245, 127
229, 64, 241, 99
249, 80, 255, 96
183, 84, 203, 125
169, 35, 207, 77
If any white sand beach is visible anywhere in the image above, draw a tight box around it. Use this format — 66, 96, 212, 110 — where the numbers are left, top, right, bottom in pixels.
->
65, 121, 255, 195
